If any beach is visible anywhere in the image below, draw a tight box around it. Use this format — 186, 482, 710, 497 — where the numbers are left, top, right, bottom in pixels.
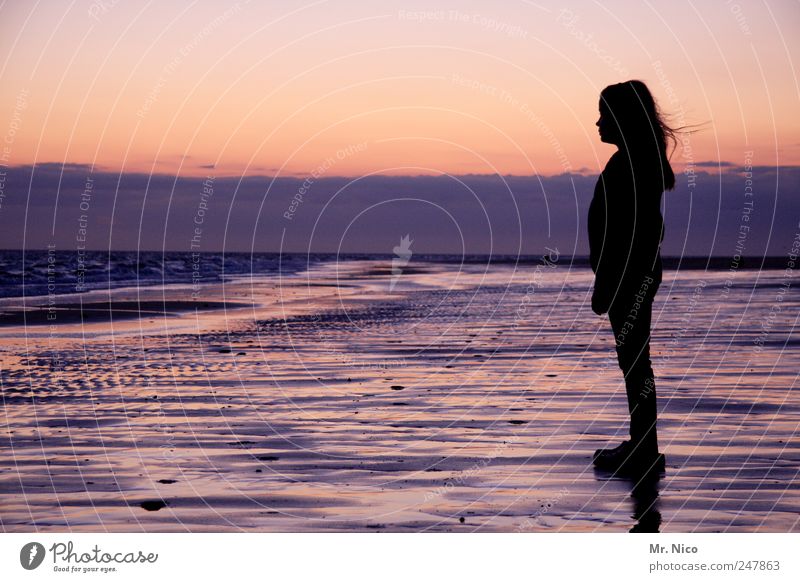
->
1, 258, 798, 532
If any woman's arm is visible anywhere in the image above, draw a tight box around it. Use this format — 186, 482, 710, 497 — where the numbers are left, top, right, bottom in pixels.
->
589, 155, 639, 314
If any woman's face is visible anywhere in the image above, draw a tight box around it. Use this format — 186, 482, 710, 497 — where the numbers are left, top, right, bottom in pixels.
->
596, 100, 621, 146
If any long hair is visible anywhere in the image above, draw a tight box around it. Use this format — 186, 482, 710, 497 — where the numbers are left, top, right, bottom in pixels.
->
600, 80, 676, 191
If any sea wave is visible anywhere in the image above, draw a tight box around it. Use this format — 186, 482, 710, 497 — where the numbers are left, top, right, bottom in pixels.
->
0, 250, 321, 298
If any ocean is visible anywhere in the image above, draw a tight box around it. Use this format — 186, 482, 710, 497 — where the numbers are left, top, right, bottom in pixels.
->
0, 249, 785, 300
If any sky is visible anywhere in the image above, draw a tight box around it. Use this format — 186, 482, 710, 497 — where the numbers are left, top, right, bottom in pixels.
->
0, 0, 798, 254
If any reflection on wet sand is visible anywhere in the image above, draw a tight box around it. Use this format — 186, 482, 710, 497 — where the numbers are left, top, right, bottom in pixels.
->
0, 262, 798, 532
629, 475, 663, 533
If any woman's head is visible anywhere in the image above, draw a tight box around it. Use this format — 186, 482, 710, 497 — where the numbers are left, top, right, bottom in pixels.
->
596, 80, 676, 190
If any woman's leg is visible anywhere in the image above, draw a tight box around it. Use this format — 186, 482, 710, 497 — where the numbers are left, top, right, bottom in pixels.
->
608, 289, 659, 456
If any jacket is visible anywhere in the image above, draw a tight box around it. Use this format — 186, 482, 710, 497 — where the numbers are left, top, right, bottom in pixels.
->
588, 150, 665, 312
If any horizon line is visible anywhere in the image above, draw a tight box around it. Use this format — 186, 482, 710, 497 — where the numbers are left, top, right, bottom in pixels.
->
2, 160, 785, 180
1, 248, 789, 260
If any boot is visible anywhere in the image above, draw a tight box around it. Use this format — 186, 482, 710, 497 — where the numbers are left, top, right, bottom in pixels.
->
593, 439, 665, 476
593, 439, 630, 461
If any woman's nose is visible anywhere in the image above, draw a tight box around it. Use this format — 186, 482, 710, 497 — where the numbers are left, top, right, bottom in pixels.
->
596, 118, 601, 127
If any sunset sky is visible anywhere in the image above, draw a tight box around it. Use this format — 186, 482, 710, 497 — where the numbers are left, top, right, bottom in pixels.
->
1, 0, 798, 177
1, 1, 798, 254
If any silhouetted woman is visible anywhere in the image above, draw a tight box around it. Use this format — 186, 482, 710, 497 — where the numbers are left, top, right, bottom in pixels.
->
589, 80, 675, 476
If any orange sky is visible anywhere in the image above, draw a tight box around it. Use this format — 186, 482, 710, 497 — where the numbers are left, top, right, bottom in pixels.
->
1, 0, 799, 177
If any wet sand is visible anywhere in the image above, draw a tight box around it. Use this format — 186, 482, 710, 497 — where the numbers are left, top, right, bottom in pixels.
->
1, 261, 798, 532
0, 300, 254, 326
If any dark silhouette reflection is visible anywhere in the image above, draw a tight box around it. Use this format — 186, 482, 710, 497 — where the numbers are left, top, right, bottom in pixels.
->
593, 468, 664, 532
629, 473, 663, 533
589, 80, 677, 475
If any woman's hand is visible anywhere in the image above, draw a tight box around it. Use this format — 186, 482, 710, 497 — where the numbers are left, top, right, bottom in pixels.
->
591, 288, 610, 315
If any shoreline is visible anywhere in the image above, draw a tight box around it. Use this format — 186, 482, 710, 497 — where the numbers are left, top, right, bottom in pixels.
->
1, 261, 797, 532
